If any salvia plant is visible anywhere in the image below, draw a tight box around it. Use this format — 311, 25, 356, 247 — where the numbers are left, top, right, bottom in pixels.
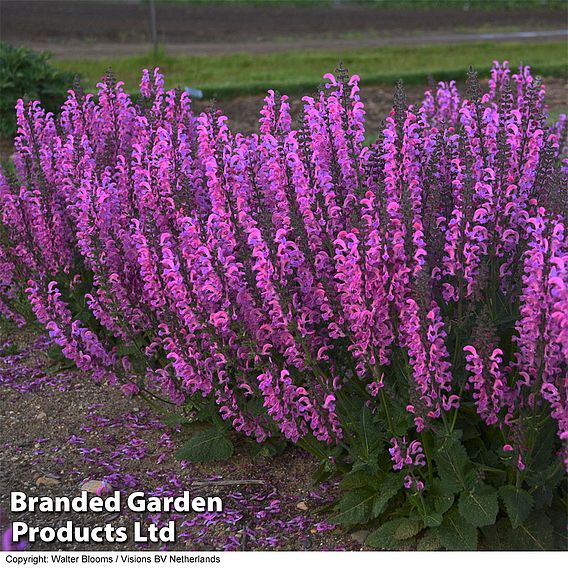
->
0, 61, 566, 550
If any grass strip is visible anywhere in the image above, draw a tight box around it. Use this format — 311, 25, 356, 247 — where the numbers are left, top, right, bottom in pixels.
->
54, 41, 567, 98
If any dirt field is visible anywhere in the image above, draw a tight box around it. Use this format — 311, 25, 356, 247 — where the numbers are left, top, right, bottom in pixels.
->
2, 0, 566, 57
4, 1, 564, 43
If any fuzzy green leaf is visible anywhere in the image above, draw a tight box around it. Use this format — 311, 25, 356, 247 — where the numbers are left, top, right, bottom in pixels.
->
340, 463, 380, 491
350, 405, 383, 461
499, 485, 534, 529
312, 459, 335, 484
417, 529, 442, 551
550, 508, 568, 551
366, 519, 403, 550
510, 512, 554, 551
422, 511, 444, 528
458, 485, 498, 527
435, 438, 469, 492
394, 518, 422, 540
175, 428, 233, 462
431, 478, 455, 514
532, 485, 553, 510
481, 518, 513, 550
332, 489, 376, 526
162, 413, 191, 428
371, 473, 402, 518
437, 508, 478, 550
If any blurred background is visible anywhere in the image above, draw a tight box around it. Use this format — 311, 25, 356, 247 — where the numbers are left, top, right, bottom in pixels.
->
0, 0, 566, 140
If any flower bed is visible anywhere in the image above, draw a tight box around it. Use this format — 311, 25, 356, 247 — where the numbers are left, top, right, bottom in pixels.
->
0, 61, 566, 550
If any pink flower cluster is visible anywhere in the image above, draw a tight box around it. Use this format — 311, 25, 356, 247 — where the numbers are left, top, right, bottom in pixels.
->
0, 63, 565, 466
389, 437, 426, 492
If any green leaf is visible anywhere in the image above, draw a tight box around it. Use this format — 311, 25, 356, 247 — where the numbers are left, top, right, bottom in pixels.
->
527, 461, 564, 496
349, 405, 383, 461
312, 459, 335, 484
510, 512, 554, 551
550, 507, 568, 551
175, 428, 233, 462
532, 484, 553, 510
371, 473, 402, 518
437, 508, 478, 550
340, 463, 380, 491
431, 478, 455, 514
162, 413, 191, 428
417, 529, 442, 551
422, 511, 443, 528
47, 343, 66, 362
458, 485, 498, 527
435, 437, 469, 492
366, 519, 403, 550
498, 485, 534, 529
332, 489, 376, 526
248, 437, 287, 461
529, 420, 556, 469
481, 518, 513, 551
358, 405, 373, 460
394, 518, 422, 540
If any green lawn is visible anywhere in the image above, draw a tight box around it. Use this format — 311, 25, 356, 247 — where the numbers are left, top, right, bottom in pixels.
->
54, 41, 567, 99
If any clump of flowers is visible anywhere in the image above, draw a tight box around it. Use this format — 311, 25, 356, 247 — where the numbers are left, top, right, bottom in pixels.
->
0, 61, 566, 550
390, 437, 426, 492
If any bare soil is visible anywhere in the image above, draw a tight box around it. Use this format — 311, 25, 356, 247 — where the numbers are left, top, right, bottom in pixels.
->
1, 1, 566, 57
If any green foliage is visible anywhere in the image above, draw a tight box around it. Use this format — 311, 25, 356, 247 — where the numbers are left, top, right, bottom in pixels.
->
509, 512, 554, 551
366, 519, 405, 550
325, 391, 565, 550
0, 340, 20, 356
458, 486, 499, 527
430, 479, 455, 515
332, 472, 402, 526
332, 488, 379, 526
0, 43, 75, 138
435, 435, 471, 492
417, 529, 442, 551
421, 511, 443, 528
175, 427, 234, 462
162, 413, 192, 428
393, 518, 422, 540
498, 486, 534, 529
371, 474, 403, 517
333, 464, 402, 525
436, 508, 478, 551
481, 518, 513, 550
246, 436, 287, 461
